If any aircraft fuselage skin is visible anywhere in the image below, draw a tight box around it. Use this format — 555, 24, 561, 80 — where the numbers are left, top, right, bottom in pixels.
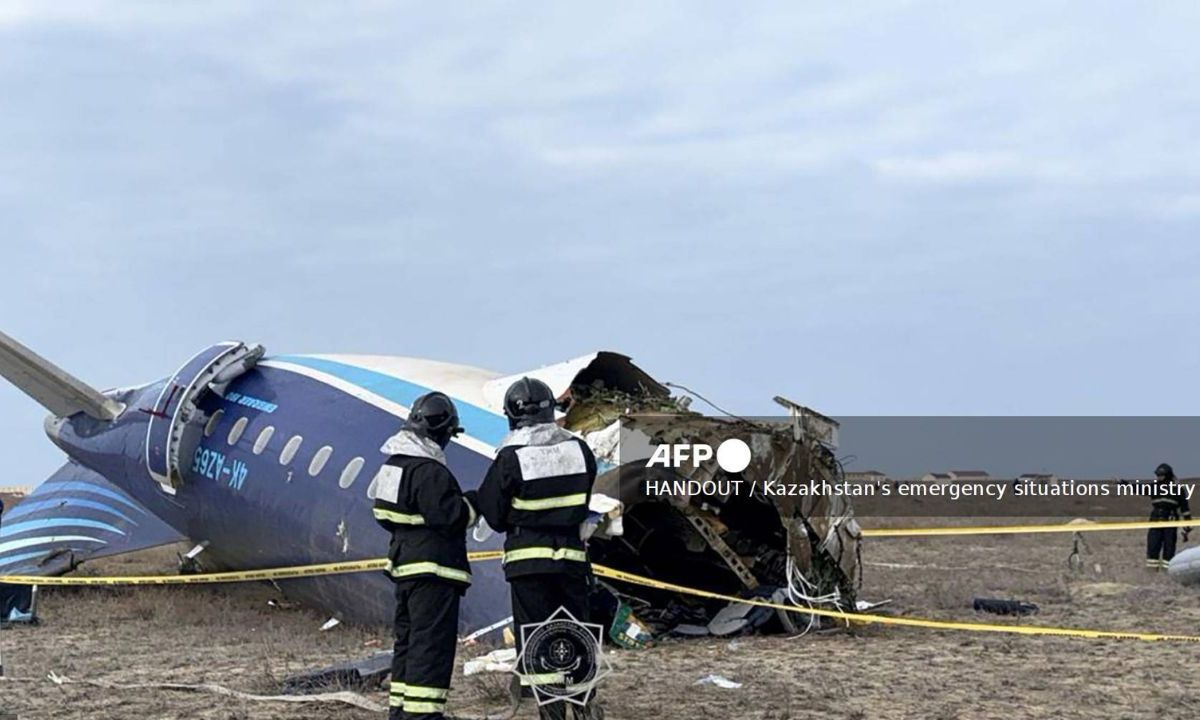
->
48, 355, 511, 628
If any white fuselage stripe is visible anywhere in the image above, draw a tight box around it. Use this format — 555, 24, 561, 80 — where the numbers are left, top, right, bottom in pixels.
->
259, 360, 498, 458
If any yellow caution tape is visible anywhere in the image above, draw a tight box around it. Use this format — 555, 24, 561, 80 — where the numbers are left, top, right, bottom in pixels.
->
0, 551, 504, 587
862, 519, 1195, 537
3, 529, 1199, 642
2, 522, 1172, 584
0, 559, 387, 586
590, 565, 1200, 643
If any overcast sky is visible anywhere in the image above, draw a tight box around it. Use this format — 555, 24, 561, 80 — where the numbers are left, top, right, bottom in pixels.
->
2, 2, 1199, 486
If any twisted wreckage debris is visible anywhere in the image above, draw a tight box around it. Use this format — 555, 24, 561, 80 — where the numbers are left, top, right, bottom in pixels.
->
564, 382, 863, 640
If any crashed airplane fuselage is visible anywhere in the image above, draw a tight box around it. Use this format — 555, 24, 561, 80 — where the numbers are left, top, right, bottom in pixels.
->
0, 332, 861, 633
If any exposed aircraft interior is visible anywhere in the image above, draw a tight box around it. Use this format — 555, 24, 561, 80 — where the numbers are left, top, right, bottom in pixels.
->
553, 364, 862, 638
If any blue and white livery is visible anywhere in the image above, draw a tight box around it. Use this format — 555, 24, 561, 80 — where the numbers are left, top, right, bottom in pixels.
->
0, 329, 663, 628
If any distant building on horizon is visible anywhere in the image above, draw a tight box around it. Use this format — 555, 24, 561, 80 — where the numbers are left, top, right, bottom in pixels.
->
845, 470, 890, 484
919, 470, 990, 483
0, 485, 31, 513
1016, 473, 1059, 485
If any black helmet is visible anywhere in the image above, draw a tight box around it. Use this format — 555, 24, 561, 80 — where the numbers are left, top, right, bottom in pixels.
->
404, 392, 463, 448
1155, 463, 1175, 479
503, 377, 557, 430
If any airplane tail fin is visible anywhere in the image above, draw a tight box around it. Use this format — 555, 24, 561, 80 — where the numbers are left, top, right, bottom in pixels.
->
0, 461, 186, 575
0, 330, 122, 420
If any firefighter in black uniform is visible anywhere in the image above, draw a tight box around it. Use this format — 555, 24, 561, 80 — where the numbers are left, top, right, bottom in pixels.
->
1145, 462, 1192, 570
373, 392, 477, 720
476, 377, 597, 720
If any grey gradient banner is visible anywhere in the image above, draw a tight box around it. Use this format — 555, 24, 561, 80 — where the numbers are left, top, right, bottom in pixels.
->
611, 415, 1200, 518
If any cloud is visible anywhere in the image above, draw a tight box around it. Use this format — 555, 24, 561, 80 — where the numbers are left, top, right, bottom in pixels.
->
1152, 193, 1200, 218
5, 1, 1193, 193
2, 2, 1200, 488
872, 152, 1075, 184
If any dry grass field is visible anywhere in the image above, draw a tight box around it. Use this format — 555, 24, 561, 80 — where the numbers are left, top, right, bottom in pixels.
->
2, 522, 1197, 720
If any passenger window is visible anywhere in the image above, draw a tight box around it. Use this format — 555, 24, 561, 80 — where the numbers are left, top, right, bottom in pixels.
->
253, 427, 274, 456
253, 426, 274, 455
339, 457, 365, 489
280, 435, 303, 465
227, 417, 248, 446
204, 410, 224, 438
309, 446, 333, 476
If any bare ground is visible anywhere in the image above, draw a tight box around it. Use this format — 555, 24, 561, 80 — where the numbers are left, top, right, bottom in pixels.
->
2, 525, 1198, 720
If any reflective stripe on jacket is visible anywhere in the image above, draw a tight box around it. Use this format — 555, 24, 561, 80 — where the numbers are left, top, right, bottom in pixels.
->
476, 424, 597, 578
372, 433, 473, 589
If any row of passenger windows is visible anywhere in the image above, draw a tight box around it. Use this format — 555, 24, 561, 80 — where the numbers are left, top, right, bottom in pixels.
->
203, 409, 365, 489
